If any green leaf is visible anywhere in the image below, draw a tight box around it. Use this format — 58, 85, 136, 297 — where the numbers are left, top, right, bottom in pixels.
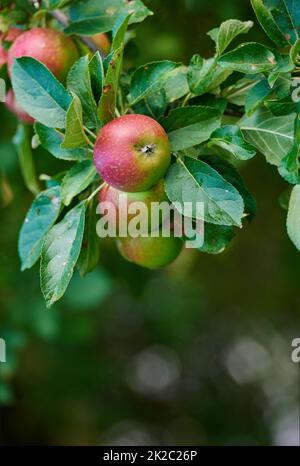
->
62, 94, 89, 149
61, 161, 97, 206
162, 106, 221, 151
67, 56, 99, 129
245, 78, 272, 115
35, 123, 88, 161
251, 0, 290, 47
128, 61, 179, 117
240, 108, 295, 166
198, 223, 235, 254
218, 42, 277, 74
287, 184, 300, 250
40, 202, 86, 307
98, 45, 124, 123
165, 158, 244, 227
290, 38, 300, 65
208, 125, 256, 161
278, 113, 300, 184
187, 55, 232, 96
112, 13, 132, 51
208, 19, 253, 55
165, 65, 189, 103
251, 0, 299, 47
66, 0, 152, 35
13, 124, 40, 195
18, 186, 62, 271
202, 155, 256, 219
89, 52, 104, 103
77, 197, 100, 276
11, 57, 71, 128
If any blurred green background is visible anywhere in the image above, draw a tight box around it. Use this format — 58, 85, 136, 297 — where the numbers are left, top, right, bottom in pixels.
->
0, 0, 299, 446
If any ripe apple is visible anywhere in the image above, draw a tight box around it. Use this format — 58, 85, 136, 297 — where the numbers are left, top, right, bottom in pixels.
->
91, 33, 111, 54
5, 89, 35, 124
94, 114, 171, 192
99, 179, 168, 233
116, 234, 183, 269
7, 28, 79, 81
0, 46, 6, 68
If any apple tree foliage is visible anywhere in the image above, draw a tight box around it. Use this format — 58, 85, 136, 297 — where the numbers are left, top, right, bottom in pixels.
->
1, 0, 300, 306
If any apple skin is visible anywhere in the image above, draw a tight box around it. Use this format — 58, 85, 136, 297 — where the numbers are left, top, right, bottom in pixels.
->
5, 89, 35, 124
0, 28, 23, 69
94, 114, 171, 192
117, 234, 183, 269
99, 179, 168, 233
91, 33, 111, 54
7, 28, 79, 81
0, 46, 6, 68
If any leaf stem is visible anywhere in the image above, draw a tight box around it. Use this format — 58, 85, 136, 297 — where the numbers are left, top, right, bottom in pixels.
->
84, 127, 97, 140
85, 182, 106, 204
181, 92, 192, 107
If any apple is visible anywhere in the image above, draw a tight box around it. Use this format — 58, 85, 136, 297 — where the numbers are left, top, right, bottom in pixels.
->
0, 46, 6, 68
5, 89, 35, 124
7, 28, 79, 81
99, 179, 168, 233
91, 33, 111, 54
117, 234, 183, 269
94, 114, 171, 192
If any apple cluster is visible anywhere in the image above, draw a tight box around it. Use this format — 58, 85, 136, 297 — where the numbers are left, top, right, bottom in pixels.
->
94, 114, 183, 269
0, 27, 111, 122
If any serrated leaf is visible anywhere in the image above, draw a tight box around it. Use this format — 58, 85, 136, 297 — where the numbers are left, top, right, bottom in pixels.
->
41, 202, 86, 307
11, 57, 71, 128
77, 197, 100, 276
240, 108, 295, 166
165, 65, 189, 103
208, 19, 253, 55
251, 0, 299, 47
98, 45, 124, 123
18, 186, 62, 271
66, 0, 152, 35
35, 123, 88, 161
89, 52, 104, 103
208, 125, 256, 161
245, 78, 272, 115
162, 106, 221, 151
165, 158, 244, 227
218, 42, 277, 74
128, 61, 179, 117
61, 161, 97, 206
202, 155, 256, 219
198, 223, 235, 254
278, 113, 300, 184
112, 13, 131, 51
67, 56, 99, 129
287, 184, 300, 250
13, 124, 40, 195
187, 55, 232, 96
62, 94, 89, 149
251, 0, 290, 47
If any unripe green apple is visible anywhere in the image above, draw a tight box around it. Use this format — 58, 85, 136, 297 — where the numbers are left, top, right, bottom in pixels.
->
94, 114, 171, 192
91, 33, 111, 54
5, 89, 34, 124
7, 28, 79, 81
117, 234, 183, 269
99, 179, 168, 233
